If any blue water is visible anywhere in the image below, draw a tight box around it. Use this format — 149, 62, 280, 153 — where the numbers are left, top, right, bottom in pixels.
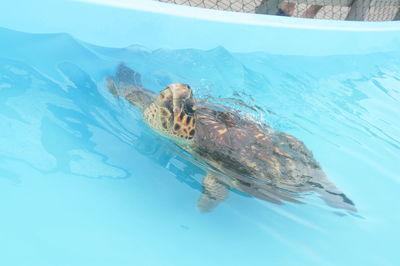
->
1, 16, 400, 266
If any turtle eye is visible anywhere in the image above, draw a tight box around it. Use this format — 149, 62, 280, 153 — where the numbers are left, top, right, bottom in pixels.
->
184, 102, 195, 116
184, 85, 193, 97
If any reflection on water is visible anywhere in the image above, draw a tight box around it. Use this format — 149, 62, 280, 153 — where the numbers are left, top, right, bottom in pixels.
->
0, 58, 129, 180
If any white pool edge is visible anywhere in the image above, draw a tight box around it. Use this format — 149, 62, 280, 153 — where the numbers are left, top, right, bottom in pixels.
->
78, 0, 400, 32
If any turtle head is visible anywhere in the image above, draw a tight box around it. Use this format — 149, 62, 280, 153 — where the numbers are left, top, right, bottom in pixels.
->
143, 83, 196, 140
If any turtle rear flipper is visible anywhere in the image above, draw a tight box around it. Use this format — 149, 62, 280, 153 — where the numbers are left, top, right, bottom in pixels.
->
307, 178, 357, 213
197, 172, 230, 212
320, 189, 357, 213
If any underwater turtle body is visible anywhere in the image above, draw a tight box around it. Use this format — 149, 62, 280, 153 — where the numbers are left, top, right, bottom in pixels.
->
107, 64, 356, 213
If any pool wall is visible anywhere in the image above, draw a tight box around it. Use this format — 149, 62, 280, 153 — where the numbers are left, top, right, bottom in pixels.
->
1, 0, 400, 56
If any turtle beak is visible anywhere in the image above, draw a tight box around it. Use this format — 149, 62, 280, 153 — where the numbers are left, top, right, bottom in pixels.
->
168, 83, 195, 115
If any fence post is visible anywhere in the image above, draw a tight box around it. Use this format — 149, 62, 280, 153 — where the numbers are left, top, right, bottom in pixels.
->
346, 0, 372, 21
255, 0, 284, 15
395, 8, 400, 20
301, 5, 323, 18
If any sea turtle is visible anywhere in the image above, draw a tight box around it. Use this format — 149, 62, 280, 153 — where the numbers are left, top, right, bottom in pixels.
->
107, 64, 356, 213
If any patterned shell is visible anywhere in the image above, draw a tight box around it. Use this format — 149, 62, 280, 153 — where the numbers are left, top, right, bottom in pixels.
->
193, 104, 315, 184
191, 102, 356, 211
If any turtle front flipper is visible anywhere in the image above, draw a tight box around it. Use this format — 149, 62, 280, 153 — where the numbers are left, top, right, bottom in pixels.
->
197, 172, 230, 212
106, 76, 119, 97
107, 64, 156, 111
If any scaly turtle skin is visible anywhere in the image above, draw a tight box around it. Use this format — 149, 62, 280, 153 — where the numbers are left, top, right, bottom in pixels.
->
107, 64, 356, 213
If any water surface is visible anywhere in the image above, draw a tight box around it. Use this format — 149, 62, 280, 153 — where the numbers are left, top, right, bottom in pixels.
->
0, 27, 399, 266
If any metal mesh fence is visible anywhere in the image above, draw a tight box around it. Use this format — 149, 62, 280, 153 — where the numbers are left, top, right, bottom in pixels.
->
159, 0, 262, 13
159, 0, 400, 21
